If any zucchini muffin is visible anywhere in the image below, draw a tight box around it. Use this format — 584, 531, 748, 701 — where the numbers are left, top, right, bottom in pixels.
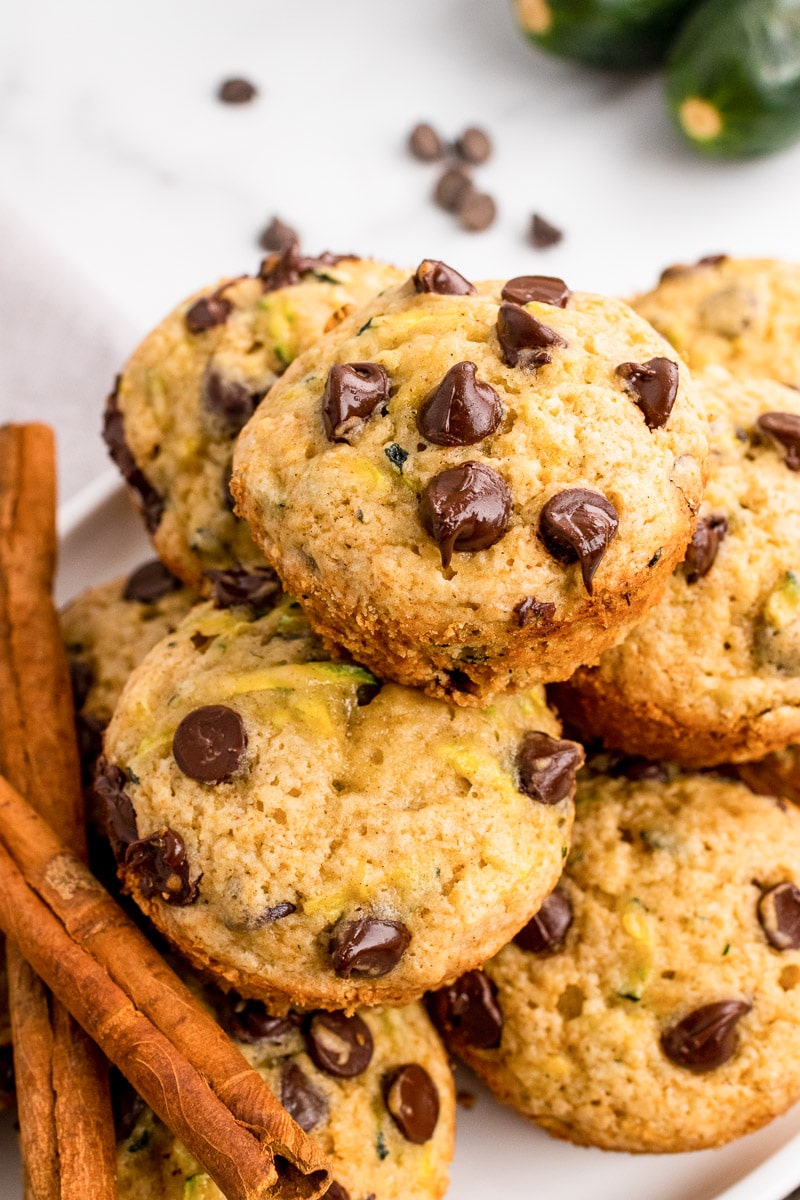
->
103, 245, 404, 587
632, 255, 800, 383
431, 766, 800, 1152
99, 592, 580, 1011
554, 368, 800, 766
232, 261, 708, 703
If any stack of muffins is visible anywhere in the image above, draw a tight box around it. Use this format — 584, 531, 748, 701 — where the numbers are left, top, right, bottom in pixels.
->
42, 246, 800, 1195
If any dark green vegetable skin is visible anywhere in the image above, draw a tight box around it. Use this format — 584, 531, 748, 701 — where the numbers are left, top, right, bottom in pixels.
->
517, 0, 698, 69
667, 0, 800, 156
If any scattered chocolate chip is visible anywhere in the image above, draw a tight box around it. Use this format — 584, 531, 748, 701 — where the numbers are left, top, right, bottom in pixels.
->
329, 916, 411, 978
126, 827, 198, 906
419, 461, 512, 569
123, 560, 183, 604
455, 126, 492, 165
408, 122, 444, 162
501, 275, 571, 308
322, 362, 391, 443
173, 705, 247, 784
228, 999, 301, 1044
185, 294, 234, 334
413, 260, 475, 296
218, 77, 258, 104
280, 1063, 328, 1132
69, 658, 94, 710
539, 488, 619, 595
384, 443, 409, 470
203, 370, 263, 433
259, 242, 349, 293
616, 358, 679, 429
496, 303, 566, 369
429, 969, 503, 1049
207, 566, 282, 610
459, 190, 497, 233
661, 1000, 751, 1072
757, 412, 800, 470
433, 166, 473, 213
93, 761, 138, 860
417, 361, 502, 447
259, 216, 299, 253
384, 1064, 440, 1144
517, 731, 584, 805
102, 388, 164, 532
77, 713, 107, 785
323, 1185, 350, 1200
683, 514, 728, 584
110, 1068, 145, 1141
758, 882, 800, 951
514, 596, 556, 628
514, 889, 573, 953
530, 213, 564, 249
306, 1011, 374, 1078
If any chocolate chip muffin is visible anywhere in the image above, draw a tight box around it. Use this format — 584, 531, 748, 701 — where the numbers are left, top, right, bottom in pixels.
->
100, 592, 579, 1011
232, 261, 708, 703
432, 767, 800, 1153
116, 985, 454, 1200
632, 255, 800, 383
104, 245, 404, 588
738, 746, 800, 806
554, 368, 800, 766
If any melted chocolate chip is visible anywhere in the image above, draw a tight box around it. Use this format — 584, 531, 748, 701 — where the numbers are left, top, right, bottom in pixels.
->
322, 362, 390, 442
329, 916, 411, 978
93, 761, 138, 860
77, 713, 107, 785
259, 216, 299, 252
539, 488, 619, 595
218, 77, 258, 104
203, 370, 263, 433
661, 1000, 751, 1072
185, 294, 234, 334
419, 461, 512, 569
125, 827, 198, 906
384, 1064, 440, 1144
517, 731, 584, 805
173, 705, 247, 783
683, 514, 728, 584
69, 658, 94, 709
102, 389, 164, 532
408, 122, 444, 162
530, 214, 564, 249
433, 166, 473, 213
514, 890, 573, 954
616, 358, 679, 429
454, 126, 492, 164
306, 1011, 374, 1078
123, 560, 183, 604
459, 190, 497, 233
413, 260, 476, 296
514, 596, 556, 628
757, 412, 800, 470
758, 882, 800, 951
501, 276, 571, 308
207, 566, 282, 610
228, 999, 301, 1044
430, 970, 503, 1049
417, 362, 502, 447
259, 241, 349, 294
110, 1068, 145, 1141
496, 303, 566, 369
280, 1063, 328, 1132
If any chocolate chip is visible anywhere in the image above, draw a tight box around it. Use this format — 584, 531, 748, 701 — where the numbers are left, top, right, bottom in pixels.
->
306, 1011, 374, 1077
280, 1063, 328, 1132
501, 276, 571, 308
413, 260, 476, 296
419, 461, 512, 569
459, 190, 497, 233
683, 514, 728, 584
329, 916, 411, 978
609, 755, 667, 782
517, 731, 584, 805
259, 242, 350, 293
514, 597, 556, 628
539, 488, 619, 595
496, 303, 566, 369
514, 889, 573, 953
408, 122, 444, 161
123, 560, 183, 604
102, 388, 164, 532
433, 166, 473, 213
259, 216, 299, 252
429, 969, 503, 1049
218, 77, 258, 104
185, 294, 234, 334
262, 901, 297, 922
417, 362, 502, 447
322, 362, 390, 443
69, 658, 94, 710
126, 827, 198, 906
207, 566, 281, 610
698, 253, 728, 267
173, 705, 247, 783
77, 713, 107, 785
323, 1185, 350, 1200
758, 882, 800, 951
110, 1068, 145, 1142
455, 126, 492, 164
757, 412, 800, 470
384, 1064, 440, 1144
93, 761, 138, 860
228, 999, 301, 1044
616, 358, 679, 429
203, 370, 263, 434
530, 213, 564, 249
661, 1000, 751, 1072
356, 681, 382, 706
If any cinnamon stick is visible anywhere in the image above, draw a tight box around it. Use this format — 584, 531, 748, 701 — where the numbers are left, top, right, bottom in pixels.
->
0, 774, 332, 1200
0, 423, 117, 1198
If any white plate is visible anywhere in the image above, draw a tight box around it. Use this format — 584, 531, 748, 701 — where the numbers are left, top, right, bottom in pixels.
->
2, 473, 799, 1200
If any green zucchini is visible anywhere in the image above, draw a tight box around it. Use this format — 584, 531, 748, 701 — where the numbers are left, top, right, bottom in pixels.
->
513, 0, 697, 69
667, 0, 800, 156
